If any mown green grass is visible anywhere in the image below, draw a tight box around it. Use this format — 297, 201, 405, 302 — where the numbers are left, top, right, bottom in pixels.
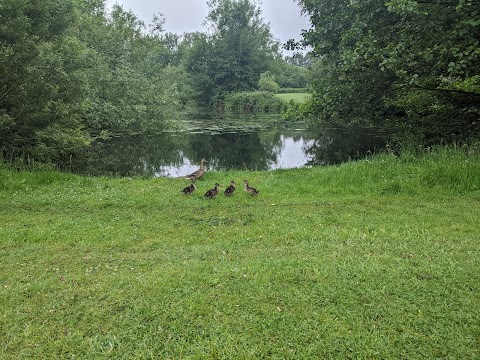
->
275, 92, 311, 104
1, 146, 479, 358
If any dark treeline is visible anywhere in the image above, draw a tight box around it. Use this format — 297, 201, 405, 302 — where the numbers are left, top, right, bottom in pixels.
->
293, 0, 479, 145
0, 0, 306, 166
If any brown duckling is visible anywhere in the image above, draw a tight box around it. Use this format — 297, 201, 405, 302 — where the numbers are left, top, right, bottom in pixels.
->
181, 182, 196, 195
204, 183, 220, 199
186, 158, 208, 180
224, 181, 236, 196
243, 180, 259, 196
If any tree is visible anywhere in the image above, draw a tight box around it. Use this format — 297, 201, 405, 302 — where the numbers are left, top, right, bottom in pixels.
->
181, 32, 218, 107
383, 0, 480, 142
271, 58, 308, 88
0, 0, 92, 164
83, 5, 179, 133
297, 0, 480, 143
258, 71, 280, 92
1, 0, 184, 166
184, 0, 280, 107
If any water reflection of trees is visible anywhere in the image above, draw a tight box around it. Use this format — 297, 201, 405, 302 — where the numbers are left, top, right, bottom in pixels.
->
185, 131, 280, 171
78, 124, 388, 177
80, 134, 183, 176
304, 126, 388, 166
81, 129, 284, 176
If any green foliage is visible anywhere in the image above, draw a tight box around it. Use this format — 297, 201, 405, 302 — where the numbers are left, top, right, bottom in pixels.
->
1, 147, 479, 358
0, 0, 91, 165
276, 88, 308, 94
271, 59, 308, 88
184, 0, 279, 108
0, 0, 182, 167
284, 52, 312, 68
275, 93, 311, 103
181, 33, 218, 108
81, 5, 180, 133
282, 99, 314, 122
257, 71, 280, 93
270, 93, 312, 120
297, 0, 480, 143
224, 91, 284, 113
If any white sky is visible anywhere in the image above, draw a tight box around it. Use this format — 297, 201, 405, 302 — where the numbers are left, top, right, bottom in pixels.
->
105, 0, 310, 47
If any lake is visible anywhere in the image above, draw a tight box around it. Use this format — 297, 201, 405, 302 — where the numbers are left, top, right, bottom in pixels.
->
80, 114, 388, 177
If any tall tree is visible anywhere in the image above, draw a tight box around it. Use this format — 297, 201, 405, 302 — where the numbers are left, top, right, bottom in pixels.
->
383, 0, 480, 142
1, 0, 183, 165
82, 5, 179, 133
297, 0, 480, 143
0, 0, 92, 163
185, 0, 279, 107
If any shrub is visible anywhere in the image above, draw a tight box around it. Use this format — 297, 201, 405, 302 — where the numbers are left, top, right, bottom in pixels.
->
277, 88, 308, 94
258, 72, 280, 93
224, 91, 284, 114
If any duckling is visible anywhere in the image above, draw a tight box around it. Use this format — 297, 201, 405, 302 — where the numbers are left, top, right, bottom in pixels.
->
224, 180, 236, 196
204, 183, 220, 199
185, 158, 208, 180
181, 182, 196, 195
243, 180, 259, 196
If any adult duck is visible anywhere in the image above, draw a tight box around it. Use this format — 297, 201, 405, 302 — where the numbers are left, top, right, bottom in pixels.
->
224, 181, 235, 196
204, 183, 220, 199
185, 158, 208, 180
243, 180, 259, 196
181, 182, 196, 195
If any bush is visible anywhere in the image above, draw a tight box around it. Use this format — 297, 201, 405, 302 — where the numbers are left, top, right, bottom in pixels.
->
277, 88, 308, 94
281, 98, 316, 121
224, 91, 284, 114
258, 72, 280, 93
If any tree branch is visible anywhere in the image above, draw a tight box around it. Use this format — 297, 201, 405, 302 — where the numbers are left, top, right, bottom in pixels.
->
412, 84, 480, 98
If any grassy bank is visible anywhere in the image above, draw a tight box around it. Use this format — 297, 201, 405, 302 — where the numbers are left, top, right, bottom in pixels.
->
1, 146, 479, 358
275, 92, 311, 104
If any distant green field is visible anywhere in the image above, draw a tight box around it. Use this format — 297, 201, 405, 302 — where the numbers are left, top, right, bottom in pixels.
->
275, 92, 311, 103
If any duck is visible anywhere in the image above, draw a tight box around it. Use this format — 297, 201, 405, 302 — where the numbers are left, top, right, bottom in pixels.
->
185, 158, 208, 180
243, 180, 259, 196
224, 181, 236, 196
181, 182, 196, 195
204, 183, 220, 199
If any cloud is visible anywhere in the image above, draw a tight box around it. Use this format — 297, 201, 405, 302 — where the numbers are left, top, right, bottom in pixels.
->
105, 0, 309, 45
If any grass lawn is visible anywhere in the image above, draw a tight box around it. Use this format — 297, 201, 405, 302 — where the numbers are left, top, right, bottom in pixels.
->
275, 92, 311, 104
1, 147, 479, 358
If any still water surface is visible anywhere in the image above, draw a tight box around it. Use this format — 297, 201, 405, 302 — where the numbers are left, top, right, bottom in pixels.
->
82, 114, 388, 177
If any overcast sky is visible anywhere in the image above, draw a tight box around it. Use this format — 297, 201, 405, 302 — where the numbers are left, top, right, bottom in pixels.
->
105, 0, 310, 46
